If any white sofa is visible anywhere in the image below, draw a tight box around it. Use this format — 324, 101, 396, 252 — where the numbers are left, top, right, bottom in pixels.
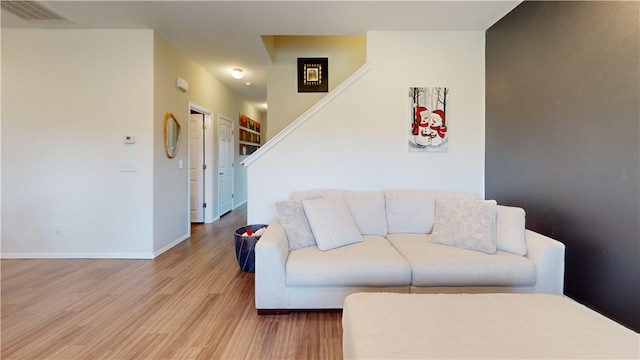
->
255, 189, 565, 313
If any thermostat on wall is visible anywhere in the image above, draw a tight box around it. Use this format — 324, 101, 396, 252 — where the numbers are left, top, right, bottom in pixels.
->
124, 135, 135, 144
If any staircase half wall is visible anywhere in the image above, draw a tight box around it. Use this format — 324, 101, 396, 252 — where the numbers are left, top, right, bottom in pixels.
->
243, 31, 486, 224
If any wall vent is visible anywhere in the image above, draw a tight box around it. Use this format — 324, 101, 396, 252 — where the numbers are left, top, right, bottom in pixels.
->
1, 1, 72, 23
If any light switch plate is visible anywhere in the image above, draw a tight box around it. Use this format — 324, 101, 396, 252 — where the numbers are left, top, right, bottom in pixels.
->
119, 162, 136, 172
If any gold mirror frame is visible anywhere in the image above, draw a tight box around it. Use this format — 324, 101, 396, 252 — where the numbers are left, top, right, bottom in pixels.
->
164, 112, 182, 158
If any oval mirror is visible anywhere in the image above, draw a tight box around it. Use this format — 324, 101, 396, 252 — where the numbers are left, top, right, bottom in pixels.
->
164, 112, 182, 158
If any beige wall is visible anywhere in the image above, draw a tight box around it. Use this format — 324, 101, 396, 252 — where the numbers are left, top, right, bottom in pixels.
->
266, 36, 366, 140
153, 34, 190, 252
153, 34, 263, 253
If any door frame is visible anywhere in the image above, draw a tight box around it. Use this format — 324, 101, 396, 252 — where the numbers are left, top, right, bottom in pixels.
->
188, 102, 216, 224
188, 111, 205, 223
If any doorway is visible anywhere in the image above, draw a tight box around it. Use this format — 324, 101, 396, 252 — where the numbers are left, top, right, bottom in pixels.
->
188, 104, 214, 223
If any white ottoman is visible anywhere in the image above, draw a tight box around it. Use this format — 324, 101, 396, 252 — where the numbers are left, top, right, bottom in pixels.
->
342, 293, 639, 359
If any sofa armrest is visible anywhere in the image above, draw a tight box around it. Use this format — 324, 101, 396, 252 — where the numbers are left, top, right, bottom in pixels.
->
254, 218, 290, 309
525, 230, 565, 295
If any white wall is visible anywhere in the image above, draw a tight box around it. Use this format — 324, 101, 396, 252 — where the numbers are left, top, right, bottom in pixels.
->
246, 31, 485, 224
2, 29, 155, 257
1, 29, 263, 258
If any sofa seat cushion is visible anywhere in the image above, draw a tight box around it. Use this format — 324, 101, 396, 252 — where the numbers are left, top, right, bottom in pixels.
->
286, 235, 412, 287
387, 234, 536, 287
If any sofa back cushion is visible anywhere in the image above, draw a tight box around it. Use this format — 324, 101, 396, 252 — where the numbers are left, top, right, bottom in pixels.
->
292, 189, 388, 236
342, 191, 388, 236
496, 205, 527, 255
385, 189, 480, 234
292, 189, 345, 201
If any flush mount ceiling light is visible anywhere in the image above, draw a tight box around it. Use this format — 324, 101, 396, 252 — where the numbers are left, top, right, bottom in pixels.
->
231, 68, 244, 79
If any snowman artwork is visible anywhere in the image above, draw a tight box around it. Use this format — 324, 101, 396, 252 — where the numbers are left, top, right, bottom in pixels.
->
408, 86, 449, 152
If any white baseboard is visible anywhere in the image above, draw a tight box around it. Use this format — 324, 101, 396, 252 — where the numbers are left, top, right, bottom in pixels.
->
153, 233, 190, 258
204, 216, 220, 224
1, 235, 191, 260
0, 252, 155, 259
234, 200, 247, 209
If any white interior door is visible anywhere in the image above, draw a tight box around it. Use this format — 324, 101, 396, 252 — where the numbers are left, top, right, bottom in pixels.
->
189, 113, 205, 222
218, 117, 234, 216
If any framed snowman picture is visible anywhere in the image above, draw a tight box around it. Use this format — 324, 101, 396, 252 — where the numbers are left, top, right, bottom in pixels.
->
408, 87, 449, 152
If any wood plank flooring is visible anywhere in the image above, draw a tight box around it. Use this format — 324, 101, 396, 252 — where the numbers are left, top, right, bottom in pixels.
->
1, 204, 343, 359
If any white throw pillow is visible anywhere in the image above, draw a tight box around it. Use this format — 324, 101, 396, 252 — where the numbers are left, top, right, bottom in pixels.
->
430, 199, 498, 254
496, 205, 527, 256
302, 197, 363, 251
275, 200, 316, 251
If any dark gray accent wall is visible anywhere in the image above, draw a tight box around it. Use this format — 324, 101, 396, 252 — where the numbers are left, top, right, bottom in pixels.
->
486, 1, 640, 331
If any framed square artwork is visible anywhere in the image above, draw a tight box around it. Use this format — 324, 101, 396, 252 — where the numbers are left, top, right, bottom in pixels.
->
297, 57, 328, 93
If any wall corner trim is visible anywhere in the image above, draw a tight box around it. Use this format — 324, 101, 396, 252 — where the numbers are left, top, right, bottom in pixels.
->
241, 62, 373, 167
153, 234, 190, 258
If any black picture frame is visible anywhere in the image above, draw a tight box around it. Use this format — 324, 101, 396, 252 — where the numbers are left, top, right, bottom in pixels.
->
297, 57, 328, 93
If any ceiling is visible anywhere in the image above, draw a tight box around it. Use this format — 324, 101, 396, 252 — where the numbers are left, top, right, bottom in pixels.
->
1, 1, 521, 114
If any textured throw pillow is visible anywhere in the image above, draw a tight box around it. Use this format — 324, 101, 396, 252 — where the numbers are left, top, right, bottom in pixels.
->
496, 205, 527, 256
430, 199, 498, 254
302, 197, 363, 251
275, 200, 316, 251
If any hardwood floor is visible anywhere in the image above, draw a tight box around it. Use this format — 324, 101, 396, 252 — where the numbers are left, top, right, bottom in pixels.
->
1, 204, 343, 360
